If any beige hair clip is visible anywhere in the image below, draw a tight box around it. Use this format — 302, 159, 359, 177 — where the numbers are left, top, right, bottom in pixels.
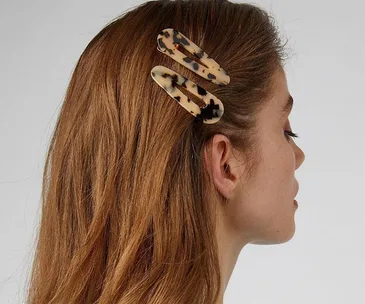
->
150, 28, 230, 124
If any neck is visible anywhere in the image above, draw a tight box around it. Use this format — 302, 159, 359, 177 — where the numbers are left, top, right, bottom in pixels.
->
215, 217, 246, 304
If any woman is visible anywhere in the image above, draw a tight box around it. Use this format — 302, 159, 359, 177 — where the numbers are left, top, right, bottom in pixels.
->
26, 0, 305, 303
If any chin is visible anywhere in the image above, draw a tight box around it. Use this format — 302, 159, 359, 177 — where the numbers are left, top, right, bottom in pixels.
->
249, 224, 296, 245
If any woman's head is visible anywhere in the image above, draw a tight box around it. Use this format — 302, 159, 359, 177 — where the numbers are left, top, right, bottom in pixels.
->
27, 0, 304, 303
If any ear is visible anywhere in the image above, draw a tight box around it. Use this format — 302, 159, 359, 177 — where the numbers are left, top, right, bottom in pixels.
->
203, 134, 244, 200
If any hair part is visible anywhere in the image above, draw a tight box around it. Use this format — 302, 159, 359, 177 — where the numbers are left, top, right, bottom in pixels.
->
26, 0, 289, 303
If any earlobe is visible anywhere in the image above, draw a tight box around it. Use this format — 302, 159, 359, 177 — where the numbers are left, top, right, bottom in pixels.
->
212, 161, 237, 200
203, 135, 240, 200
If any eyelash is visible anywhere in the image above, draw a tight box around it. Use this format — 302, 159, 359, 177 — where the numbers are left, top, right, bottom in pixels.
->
284, 130, 299, 141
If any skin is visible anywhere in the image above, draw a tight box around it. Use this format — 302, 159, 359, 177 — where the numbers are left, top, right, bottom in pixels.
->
203, 67, 306, 303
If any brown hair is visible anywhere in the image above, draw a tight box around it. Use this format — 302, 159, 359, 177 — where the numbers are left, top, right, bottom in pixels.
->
26, 0, 289, 303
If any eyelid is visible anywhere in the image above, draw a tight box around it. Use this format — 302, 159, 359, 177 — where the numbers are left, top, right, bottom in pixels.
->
285, 130, 299, 137
284, 130, 299, 141
285, 120, 292, 130
284, 120, 299, 140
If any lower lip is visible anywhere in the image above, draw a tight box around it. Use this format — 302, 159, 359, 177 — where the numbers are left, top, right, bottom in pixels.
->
294, 200, 298, 207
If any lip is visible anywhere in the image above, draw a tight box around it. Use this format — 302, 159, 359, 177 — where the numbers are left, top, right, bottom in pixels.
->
294, 199, 298, 207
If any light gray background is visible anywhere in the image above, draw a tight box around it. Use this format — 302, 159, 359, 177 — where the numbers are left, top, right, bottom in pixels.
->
1, 0, 364, 303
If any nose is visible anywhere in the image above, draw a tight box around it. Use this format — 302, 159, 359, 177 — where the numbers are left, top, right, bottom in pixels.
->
294, 143, 305, 170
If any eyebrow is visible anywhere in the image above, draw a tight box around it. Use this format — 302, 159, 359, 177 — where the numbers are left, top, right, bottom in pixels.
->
281, 94, 294, 115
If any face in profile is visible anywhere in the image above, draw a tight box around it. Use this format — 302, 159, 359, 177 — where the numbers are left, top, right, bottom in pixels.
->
212, 67, 306, 246
235, 67, 305, 245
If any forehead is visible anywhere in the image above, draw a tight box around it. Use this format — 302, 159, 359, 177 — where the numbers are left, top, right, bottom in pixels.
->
272, 68, 289, 107
257, 68, 291, 120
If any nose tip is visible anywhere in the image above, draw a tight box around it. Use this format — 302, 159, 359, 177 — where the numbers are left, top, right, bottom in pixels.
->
295, 146, 305, 170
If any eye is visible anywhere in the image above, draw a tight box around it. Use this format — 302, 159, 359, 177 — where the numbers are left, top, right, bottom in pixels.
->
284, 130, 299, 142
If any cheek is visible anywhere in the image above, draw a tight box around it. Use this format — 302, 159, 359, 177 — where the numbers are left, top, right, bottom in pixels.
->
228, 134, 295, 232
225, 181, 295, 244
267, 128, 296, 177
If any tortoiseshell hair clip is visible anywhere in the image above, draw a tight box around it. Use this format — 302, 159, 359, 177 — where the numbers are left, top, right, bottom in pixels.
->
150, 28, 230, 124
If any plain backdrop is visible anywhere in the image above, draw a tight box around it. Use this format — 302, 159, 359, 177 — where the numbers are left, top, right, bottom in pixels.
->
1, 0, 364, 303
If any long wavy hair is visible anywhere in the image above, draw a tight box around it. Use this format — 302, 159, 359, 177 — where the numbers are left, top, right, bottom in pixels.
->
26, 0, 289, 303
